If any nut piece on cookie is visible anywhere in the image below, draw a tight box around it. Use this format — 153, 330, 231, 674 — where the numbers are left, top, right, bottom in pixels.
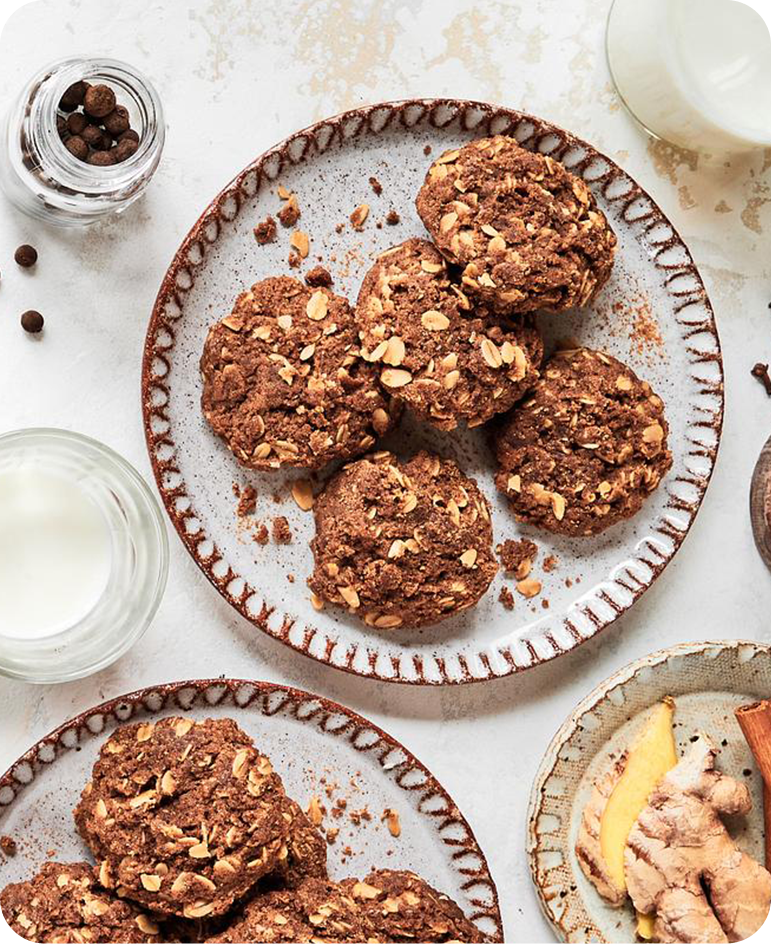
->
416, 136, 617, 314
356, 238, 543, 430
308, 450, 497, 628
73, 718, 295, 919
201, 277, 401, 471
269, 798, 328, 889
343, 869, 487, 942
493, 347, 672, 536
0, 862, 163, 943
205, 878, 370, 943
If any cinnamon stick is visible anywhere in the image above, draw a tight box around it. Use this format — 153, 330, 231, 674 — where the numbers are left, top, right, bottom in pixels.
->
736, 700, 771, 871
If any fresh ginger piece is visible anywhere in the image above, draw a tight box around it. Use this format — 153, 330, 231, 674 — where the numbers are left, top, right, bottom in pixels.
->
599, 698, 678, 892
625, 735, 771, 943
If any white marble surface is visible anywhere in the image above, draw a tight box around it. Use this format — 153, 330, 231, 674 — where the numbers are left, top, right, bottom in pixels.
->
0, 1, 770, 941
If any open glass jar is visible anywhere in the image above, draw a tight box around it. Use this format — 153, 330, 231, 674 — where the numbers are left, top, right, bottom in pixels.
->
0, 57, 165, 226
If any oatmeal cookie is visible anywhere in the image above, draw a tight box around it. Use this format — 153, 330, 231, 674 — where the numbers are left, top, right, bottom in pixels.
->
416, 136, 616, 314
205, 878, 370, 943
308, 451, 497, 628
494, 348, 672, 536
356, 238, 542, 429
201, 277, 400, 471
343, 870, 485, 943
74, 718, 294, 919
0, 862, 163, 943
273, 799, 327, 888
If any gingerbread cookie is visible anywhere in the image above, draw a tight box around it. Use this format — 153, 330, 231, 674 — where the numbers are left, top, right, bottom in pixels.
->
343, 870, 486, 943
356, 238, 542, 429
416, 136, 616, 314
0, 862, 162, 943
308, 451, 497, 628
74, 718, 294, 919
494, 348, 672, 536
201, 277, 400, 471
205, 878, 370, 943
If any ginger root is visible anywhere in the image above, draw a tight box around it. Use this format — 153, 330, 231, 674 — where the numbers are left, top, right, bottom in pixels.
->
625, 735, 771, 943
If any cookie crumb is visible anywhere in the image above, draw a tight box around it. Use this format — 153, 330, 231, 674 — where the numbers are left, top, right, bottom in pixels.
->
368, 176, 383, 196
498, 539, 538, 580
272, 516, 292, 544
541, 598, 550, 609
304, 265, 333, 288
335, 223, 344, 234
0, 835, 17, 856
253, 523, 270, 545
254, 216, 277, 244
349, 204, 369, 230
516, 577, 542, 599
278, 194, 300, 228
237, 484, 257, 517
498, 586, 515, 610
385, 209, 400, 225
382, 808, 401, 838
325, 827, 339, 844
288, 251, 301, 268
307, 796, 324, 826
423, 144, 432, 155
543, 554, 559, 573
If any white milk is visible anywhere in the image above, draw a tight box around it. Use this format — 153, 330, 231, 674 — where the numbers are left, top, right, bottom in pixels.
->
0, 468, 112, 639
607, 0, 771, 151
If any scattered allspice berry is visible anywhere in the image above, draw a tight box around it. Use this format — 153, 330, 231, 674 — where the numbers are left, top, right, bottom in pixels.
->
14, 244, 37, 268
20, 310, 44, 334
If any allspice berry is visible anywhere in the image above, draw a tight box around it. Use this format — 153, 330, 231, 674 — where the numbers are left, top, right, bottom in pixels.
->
21, 310, 44, 333
81, 123, 106, 148
118, 129, 139, 144
114, 137, 139, 162
59, 80, 89, 111
83, 84, 116, 119
103, 105, 130, 135
14, 244, 37, 268
87, 150, 116, 166
64, 135, 89, 160
66, 112, 88, 136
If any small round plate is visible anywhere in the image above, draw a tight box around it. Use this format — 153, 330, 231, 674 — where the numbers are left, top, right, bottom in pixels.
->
142, 98, 723, 685
0, 678, 501, 941
526, 639, 771, 943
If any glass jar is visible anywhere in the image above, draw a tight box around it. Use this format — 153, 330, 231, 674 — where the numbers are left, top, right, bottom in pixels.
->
0, 429, 169, 683
0, 57, 165, 226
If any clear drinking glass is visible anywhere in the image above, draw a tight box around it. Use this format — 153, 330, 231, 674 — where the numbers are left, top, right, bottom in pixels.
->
606, 0, 771, 152
0, 57, 165, 226
0, 429, 169, 683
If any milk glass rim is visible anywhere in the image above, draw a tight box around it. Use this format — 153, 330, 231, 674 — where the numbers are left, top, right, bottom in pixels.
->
0, 427, 169, 683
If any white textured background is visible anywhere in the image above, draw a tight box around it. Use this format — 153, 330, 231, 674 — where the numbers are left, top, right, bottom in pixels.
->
0, 1, 770, 940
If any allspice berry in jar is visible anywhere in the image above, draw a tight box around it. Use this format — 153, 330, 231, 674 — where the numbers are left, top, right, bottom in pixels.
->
0, 57, 165, 226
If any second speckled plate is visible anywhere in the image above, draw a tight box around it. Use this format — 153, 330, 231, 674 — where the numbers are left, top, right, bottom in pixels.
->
527, 640, 771, 943
142, 99, 723, 684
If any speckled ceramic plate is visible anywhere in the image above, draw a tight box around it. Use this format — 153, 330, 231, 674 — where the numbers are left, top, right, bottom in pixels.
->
526, 639, 771, 943
0, 678, 501, 940
142, 98, 723, 685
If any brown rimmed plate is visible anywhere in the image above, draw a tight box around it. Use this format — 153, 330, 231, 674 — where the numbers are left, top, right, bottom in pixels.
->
0, 678, 501, 940
142, 98, 723, 685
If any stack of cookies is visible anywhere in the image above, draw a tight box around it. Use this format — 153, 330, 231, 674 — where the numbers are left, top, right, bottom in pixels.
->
200, 135, 673, 630
0, 717, 485, 943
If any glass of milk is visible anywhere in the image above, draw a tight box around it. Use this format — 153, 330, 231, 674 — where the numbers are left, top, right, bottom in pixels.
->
606, 0, 771, 152
0, 429, 168, 683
